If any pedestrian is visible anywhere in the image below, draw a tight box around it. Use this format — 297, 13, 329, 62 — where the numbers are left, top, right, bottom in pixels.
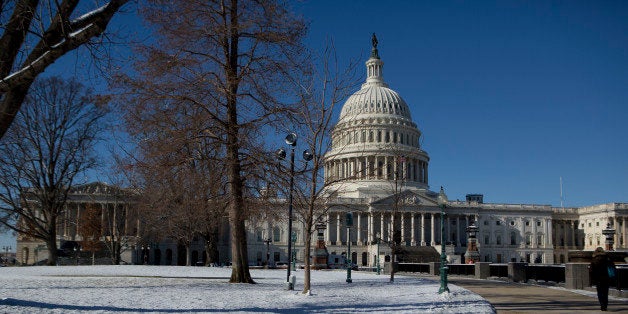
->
589, 247, 616, 311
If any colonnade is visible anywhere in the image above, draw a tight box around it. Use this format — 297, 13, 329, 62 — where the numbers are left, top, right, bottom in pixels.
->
325, 156, 428, 184
323, 211, 476, 249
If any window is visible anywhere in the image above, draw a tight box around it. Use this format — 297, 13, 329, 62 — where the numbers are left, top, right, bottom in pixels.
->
273, 227, 281, 242
483, 221, 489, 226
525, 221, 530, 226
274, 252, 280, 262
484, 235, 489, 245
510, 221, 515, 226
537, 235, 543, 246
525, 234, 531, 246
256, 230, 263, 242
496, 235, 502, 245
377, 131, 381, 142
510, 232, 517, 245
496, 221, 501, 226
385, 132, 390, 143
596, 222, 599, 226
537, 221, 541, 227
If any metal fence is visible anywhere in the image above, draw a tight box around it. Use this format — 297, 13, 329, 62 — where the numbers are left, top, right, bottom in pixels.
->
525, 264, 565, 283
448, 264, 475, 276
397, 263, 430, 273
490, 264, 508, 278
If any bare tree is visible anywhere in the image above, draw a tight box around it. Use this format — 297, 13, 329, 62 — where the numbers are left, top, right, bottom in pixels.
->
78, 203, 103, 265
0, 76, 108, 265
0, 0, 130, 138
116, 0, 307, 283
284, 40, 360, 294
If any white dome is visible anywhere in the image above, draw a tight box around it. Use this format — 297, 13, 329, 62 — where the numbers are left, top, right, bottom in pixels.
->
339, 85, 412, 121
324, 36, 430, 199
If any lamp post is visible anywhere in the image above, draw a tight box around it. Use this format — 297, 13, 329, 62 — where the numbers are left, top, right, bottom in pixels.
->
346, 212, 353, 283
276, 132, 313, 290
376, 232, 381, 275
291, 231, 297, 271
264, 238, 272, 269
438, 186, 449, 294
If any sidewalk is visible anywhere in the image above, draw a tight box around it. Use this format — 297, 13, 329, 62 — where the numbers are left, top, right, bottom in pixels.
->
447, 276, 628, 313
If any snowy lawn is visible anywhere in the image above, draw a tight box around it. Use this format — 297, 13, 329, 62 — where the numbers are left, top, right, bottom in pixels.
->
0, 266, 494, 313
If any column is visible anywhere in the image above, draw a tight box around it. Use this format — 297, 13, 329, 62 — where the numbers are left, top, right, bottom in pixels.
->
380, 213, 385, 242
456, 215, 461, 247
571, 221, 576, 249
421, 213, 426, 246
400, 213, 406, 245
563, 221, 568, 247
336, 213, 341, 244
532, 218, 537, 249
368, 212, 373, 243
389, 213, 394, 242
430, 213, 436, 246
621, 216, 628, 248
411, 214, 416, 246
325, 213, 331, 245
547, 219, 553, 247
357, 213, 362, 244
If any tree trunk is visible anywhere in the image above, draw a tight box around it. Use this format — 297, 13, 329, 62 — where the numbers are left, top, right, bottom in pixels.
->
302, 217, 313, 294
226, 0, 253, 284
186, 245, 192, 266
45, 237, 58, 266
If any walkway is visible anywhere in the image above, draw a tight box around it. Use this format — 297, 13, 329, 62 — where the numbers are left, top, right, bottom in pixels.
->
447, 276, 628, 313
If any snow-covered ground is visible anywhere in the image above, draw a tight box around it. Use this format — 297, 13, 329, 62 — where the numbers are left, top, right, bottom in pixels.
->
0, 266, 494, 313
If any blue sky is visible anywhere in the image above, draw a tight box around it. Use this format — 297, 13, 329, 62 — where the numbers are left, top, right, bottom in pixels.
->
2, 0, 627, 249
296, 0, 628, 207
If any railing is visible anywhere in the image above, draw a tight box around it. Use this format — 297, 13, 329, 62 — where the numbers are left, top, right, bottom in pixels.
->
490, 264, 508, 278
591, 265, 628, 291
525, 264, 565, 283
448, 264, 475, 276
616, 266, 628, 291
397, 263, 430, 273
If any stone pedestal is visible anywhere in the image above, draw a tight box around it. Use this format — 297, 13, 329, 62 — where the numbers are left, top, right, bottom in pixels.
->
430, 262, 440, 276
475, 262, 491, 279
565, 263, 590, 290
508, 262, 526, 282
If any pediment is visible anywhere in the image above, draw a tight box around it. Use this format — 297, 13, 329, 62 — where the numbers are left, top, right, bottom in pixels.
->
370, 190, 438, 207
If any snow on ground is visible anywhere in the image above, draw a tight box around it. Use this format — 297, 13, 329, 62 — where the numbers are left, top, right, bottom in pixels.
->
0, 266, 494, 313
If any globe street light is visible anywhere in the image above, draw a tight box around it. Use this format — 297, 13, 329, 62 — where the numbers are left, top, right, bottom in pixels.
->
438, 186, 449, 294
276, 132, 313, 290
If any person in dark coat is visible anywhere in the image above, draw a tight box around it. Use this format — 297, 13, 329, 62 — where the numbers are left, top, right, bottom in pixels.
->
590, 247, 615, 311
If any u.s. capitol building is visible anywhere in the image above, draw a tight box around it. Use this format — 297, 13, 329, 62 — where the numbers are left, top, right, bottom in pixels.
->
246, 38, 627, 269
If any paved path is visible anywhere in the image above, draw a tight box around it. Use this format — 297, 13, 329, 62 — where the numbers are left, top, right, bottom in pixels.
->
447, 276, 628, 313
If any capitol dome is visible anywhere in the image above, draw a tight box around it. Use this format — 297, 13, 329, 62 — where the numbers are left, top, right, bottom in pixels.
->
324, 35, 430, 198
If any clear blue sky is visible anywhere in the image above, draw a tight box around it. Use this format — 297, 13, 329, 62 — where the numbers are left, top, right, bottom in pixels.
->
3, 0, 627, 250
296, 0, 628, 207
